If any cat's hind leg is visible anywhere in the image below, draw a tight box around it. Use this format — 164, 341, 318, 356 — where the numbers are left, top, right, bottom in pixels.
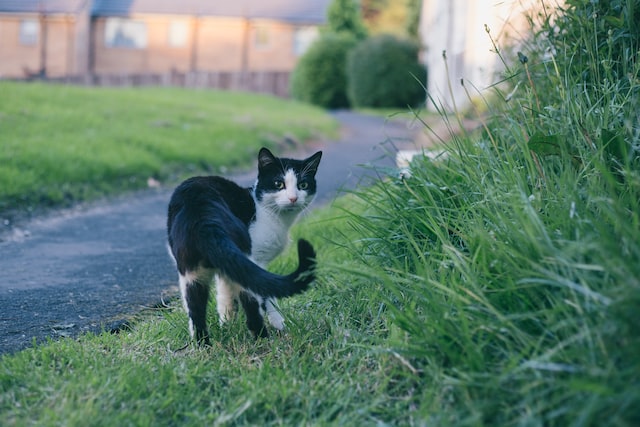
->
239, 291, 269, 338
179, 268, 214, 345
215, 275, 239, 325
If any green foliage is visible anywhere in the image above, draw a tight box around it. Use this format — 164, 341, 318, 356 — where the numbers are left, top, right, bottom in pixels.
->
290, 33, 357, 109
0, 83, 337, 215
361, 0, 421, 40
292, 0, 368, 109
294, 1, 425, 110
333, 0, 640, 424
516, 0, 640, 181
405, 0, 422, 43
346, 35, 426, 108
327, 0, 368, 40
546, 0, 639, 83
346, 120, 639, 423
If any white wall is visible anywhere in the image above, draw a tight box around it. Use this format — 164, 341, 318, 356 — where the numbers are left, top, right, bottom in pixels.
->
420, 0, 540, 111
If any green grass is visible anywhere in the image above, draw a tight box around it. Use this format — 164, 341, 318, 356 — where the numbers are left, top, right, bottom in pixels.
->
328, 1, 640, 423
2, 2, 639, 425
0, 83, 337, 214
0, 199, 413, 426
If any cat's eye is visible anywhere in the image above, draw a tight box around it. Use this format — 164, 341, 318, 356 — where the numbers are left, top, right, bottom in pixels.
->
298, 182, 309, 190
274, 180, 285, 190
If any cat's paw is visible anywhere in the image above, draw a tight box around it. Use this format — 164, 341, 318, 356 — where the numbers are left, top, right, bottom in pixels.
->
267, 311, 286, 330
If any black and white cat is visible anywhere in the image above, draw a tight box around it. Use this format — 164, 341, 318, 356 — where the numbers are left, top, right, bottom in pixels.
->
167, 147, 322, 344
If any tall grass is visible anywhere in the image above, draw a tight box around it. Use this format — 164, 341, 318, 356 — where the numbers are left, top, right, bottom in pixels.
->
338, 1, 640, 424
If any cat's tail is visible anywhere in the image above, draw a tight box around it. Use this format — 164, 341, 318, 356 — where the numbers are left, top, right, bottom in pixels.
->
214, 238, 316, 298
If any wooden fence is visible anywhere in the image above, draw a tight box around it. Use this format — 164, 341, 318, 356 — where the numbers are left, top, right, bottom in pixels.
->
40, 70, 292, 98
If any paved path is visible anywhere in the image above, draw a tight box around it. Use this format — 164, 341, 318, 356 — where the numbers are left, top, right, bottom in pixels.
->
0, 111, 424, 354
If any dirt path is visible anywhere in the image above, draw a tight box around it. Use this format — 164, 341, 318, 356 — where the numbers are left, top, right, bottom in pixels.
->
0, 111, 427, 354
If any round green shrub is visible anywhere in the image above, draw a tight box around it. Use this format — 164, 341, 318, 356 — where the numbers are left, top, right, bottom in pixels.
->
290, 33, 357, 109
346, 35, 427, 108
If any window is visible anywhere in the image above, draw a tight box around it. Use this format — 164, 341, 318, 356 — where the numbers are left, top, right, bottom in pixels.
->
254, 25, 270, 49
105, 18, 147, 49
293, 26, 318, 56
168, 21, 188, 47
19, 19, 39, 45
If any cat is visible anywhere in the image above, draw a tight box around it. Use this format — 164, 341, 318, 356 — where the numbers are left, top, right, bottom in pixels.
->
167, 147, 322, 344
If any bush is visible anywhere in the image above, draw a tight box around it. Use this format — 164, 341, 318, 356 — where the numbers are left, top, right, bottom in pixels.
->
290, 33, 357, 109
346, 35, 426, 108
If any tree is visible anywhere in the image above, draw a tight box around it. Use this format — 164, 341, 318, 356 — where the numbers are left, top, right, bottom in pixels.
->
327, 0, 368, 40
405, 0, 422, 43
361, 0, 421, 40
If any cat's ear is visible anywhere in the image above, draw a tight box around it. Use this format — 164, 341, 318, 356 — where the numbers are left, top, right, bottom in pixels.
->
304, 151, 322, 175
258, 147, 277, 170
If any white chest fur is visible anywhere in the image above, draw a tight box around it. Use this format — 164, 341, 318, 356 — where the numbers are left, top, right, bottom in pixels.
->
249, 203, 298, 266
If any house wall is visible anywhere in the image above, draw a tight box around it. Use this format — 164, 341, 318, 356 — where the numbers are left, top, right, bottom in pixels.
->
0, 15, 41, 77
0, 12, 90, 78
92, 14, 190, 74
1, 9, 317, 83
45, 16, 75, 76
246, 19, 299, 71
91, 15, 307, 75
193, 16, 246, 72
73, 7, 91, 76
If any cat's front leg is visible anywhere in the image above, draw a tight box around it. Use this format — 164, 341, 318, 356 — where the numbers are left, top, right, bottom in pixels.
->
265, 298, 286, 331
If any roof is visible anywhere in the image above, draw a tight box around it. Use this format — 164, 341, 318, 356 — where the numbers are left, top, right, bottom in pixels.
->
0, 0, 89, 14
91, 0, 331, 24
0, 0, 330, 23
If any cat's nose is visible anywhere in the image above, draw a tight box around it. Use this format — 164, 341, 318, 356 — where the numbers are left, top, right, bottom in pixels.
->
288, 196, 298, 203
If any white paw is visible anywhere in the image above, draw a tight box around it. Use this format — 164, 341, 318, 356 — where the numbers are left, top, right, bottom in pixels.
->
267, 312, 286, 330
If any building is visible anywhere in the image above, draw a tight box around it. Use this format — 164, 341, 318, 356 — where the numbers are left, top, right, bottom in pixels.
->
0, 0, 90, 78
0, 0, 330, 88
419, 0, 546, 111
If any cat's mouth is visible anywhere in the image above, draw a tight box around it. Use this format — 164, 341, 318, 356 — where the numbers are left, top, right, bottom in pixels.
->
279, 202, 303, 211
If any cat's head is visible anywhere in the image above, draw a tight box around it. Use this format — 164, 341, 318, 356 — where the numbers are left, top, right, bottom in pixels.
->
254, 147, 322, 212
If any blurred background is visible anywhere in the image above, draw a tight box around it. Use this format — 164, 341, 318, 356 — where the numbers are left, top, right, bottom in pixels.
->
0, 0, 541, 110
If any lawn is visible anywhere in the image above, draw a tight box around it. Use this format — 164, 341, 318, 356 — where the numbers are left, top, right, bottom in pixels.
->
0, 200, 415, 426
1, 1, 639, 425
0, 83, 337, 215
